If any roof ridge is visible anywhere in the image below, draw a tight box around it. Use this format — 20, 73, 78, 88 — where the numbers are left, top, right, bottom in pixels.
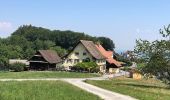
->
80, 40, 93, 42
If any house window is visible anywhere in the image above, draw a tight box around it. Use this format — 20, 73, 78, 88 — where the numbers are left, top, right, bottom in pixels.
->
74, 59, 80, 63
100, 60, 103, 63
83, 52, 86, 55
67, 59, 73, 63
83, 58, 90, 62
97, 60, 101, 63
75, 52, 79, 56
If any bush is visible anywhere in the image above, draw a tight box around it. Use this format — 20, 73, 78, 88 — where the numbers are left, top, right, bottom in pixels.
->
9, 63, 26, 72
121, 66, 131, 71
0, 57, 9, 71
75, 62, 98, 73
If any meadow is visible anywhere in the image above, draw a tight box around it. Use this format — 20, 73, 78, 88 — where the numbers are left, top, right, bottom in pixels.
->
86, 77, 170, 100
0, 71, 100, 79
0, 81, 101, 100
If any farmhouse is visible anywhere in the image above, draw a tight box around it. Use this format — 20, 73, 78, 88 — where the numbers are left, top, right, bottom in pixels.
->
28, 40, 122, 72
95, 43, 122, 73
29, 50, 62, 70
61, 40, 106, 72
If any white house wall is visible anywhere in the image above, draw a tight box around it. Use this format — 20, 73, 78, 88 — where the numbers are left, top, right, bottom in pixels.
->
62, 43, 93, 68
61, 43, 106, 72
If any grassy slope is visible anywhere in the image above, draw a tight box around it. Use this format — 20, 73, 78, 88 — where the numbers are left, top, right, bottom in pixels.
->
0, 71, 100, 79
0, 81, 101, 100
86, 77, 170, 100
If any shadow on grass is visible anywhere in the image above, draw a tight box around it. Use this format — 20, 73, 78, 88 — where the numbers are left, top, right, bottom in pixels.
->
115, 83, 170, 90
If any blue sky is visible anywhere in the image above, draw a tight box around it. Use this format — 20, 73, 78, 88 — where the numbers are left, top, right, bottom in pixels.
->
0, 0, 170, 51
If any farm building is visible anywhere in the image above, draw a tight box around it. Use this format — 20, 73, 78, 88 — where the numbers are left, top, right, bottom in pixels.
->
29, 50, 62, 70
129, 69, 142, 80
61, 40, 106, 72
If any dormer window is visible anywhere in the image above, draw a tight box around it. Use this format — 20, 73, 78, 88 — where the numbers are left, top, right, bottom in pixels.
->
75, 52, 79, 56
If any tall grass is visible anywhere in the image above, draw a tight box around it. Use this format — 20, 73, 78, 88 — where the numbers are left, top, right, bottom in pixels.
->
0, 71, 100, 79
86, 77, 170, 100
0, 81, 101, 100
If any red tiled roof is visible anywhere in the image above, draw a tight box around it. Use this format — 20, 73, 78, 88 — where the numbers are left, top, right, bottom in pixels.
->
95, 44, 122, 67
105, 51, 113, 58
106, 58, 122, 67
95, 44, 113, 58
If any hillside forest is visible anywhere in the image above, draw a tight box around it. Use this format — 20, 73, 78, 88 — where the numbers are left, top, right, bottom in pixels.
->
0, 25, 115, 69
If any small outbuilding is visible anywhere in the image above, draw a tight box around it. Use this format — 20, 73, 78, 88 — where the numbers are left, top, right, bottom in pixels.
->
29, 50, 62, 70
129, 69, 142, 80
9, 59, 29, 66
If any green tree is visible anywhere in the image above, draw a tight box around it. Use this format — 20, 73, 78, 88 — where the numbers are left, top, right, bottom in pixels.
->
50, 46, 67, 57
12, 25, 115, 50
135, 24, 170, 83
98, 37, 115, 50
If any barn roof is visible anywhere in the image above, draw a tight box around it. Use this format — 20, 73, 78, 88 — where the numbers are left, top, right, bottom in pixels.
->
38, 50, 62, 64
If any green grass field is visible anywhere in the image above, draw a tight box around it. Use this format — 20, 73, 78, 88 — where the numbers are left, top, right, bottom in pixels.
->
86, 77, 170, 100
0, 71, 100, 79
0, 81, 101, 100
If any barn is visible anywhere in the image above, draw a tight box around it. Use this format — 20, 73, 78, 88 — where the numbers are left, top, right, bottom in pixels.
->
29, 50, 62, 70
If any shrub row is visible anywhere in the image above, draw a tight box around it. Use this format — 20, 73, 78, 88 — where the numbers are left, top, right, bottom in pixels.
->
9, 63, 26, 72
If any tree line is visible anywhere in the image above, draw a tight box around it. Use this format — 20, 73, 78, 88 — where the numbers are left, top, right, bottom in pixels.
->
0, 25, 115, 69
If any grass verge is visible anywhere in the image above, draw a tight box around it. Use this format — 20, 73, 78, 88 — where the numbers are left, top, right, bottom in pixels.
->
86, 77, 170, 100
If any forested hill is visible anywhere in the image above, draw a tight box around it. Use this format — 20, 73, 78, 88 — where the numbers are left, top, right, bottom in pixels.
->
0, 25, 115, 67
12, 25, 115, 50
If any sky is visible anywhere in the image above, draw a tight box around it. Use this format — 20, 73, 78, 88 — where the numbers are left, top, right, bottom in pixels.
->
0, 0, 170, 52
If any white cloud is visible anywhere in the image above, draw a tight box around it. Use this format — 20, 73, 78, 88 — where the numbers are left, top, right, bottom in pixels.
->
0, 21, 14, 37
0, 22, 12, 30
